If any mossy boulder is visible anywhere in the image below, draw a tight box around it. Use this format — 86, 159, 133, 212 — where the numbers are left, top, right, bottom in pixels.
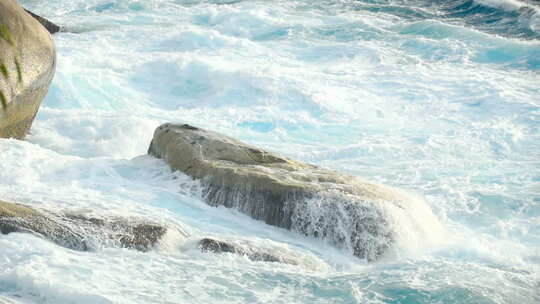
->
0, 200, 168, 251
148, 123, 423, 261
0, 0, 56, 139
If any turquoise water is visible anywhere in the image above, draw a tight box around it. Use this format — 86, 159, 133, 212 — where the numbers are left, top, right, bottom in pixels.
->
1, 0, 539, 303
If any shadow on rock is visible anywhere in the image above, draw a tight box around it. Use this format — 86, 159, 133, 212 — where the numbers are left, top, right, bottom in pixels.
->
24, 9, 60, 34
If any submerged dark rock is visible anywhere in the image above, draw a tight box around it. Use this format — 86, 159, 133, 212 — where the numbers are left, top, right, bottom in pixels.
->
0, 0, 56, 139
148, 123, 420, 261
199, 238, 237, 254
0, 200, 167, 251
24, 9, 60, 34
198, 238, 298, 265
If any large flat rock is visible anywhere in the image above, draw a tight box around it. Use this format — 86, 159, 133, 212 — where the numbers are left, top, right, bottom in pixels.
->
148, 123, 426, 261
0, 0, 56, 139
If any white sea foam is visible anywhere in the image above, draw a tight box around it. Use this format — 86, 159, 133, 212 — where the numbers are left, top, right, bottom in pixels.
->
475, 0, 540, 34
476, 0, 528, 11
1, 0, 538, 302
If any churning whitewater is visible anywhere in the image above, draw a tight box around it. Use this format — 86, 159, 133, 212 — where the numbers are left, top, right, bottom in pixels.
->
1, 0, 539, 303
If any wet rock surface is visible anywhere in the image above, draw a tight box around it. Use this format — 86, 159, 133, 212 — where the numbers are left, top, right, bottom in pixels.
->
148, 123, 414, 261
198, 238, 299, 265
0, 200, 167, 251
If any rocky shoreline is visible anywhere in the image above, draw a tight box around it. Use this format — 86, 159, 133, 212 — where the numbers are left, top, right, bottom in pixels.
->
0, 200, 304, 265
1, 0, 422, 264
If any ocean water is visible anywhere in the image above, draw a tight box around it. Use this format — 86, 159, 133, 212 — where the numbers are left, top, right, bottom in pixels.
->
1, 0, 539, 303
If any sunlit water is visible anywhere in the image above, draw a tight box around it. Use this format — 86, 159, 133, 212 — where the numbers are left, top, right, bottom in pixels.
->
1, 0, 539, 303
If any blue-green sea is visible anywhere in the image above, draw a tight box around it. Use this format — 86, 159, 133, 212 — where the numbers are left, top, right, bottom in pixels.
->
1, 0, 539, 303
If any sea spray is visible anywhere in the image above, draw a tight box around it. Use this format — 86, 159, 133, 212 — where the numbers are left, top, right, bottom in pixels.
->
286, 189, 445, 261
0, 0, 536, 302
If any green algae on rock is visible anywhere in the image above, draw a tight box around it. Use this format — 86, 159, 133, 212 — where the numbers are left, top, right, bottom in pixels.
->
0, 0, 56, 139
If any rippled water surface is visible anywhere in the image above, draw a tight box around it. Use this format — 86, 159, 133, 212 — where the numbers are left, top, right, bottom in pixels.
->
1, 0, 539, 303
